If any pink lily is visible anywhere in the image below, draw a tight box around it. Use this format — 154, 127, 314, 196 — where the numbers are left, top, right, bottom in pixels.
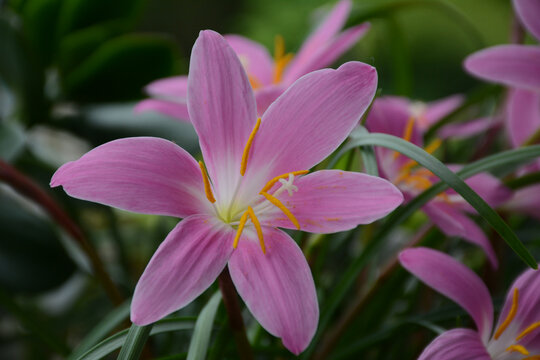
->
365, 98, 512, 267
464, 0, 540, 220
400, 247, 540, 360
135, 0, 370, 120
50, 30, 403, 354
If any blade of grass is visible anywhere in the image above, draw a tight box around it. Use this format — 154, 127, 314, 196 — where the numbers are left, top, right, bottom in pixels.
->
187, 292, 222, 360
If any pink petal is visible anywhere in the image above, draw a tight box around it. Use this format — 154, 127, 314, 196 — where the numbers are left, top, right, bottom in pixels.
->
463, 173, 513, 209
134, 99, 190, 122
399, 248, 494, 343
492, 265, 540, 353
506, 88, 540, 147
244, 62, 377, 191
225, 34, 274, 86
464, 45, 540, 92
418, 329, 490, 360
50, 137, 209, 218
438, 117, 498, 139
145, 76, 188, 99
422, 202, 498, 268
187, 30, 258, 202
503, 184, 540, 220
283, 23, 370, 84
285, 0, 352, 81
260, 170, 403, 233
365, 96, 423, 146
423, 94, 464, 127
228, 226, 318, 355
514, 0, 540, 41
131, 215, 234, 325
254, 85, 285, 116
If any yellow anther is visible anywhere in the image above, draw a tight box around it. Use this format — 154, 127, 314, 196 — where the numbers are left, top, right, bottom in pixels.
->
198, 161, 216, 203
247, 206, 265, 254
260, 191, 300, 230
240, 118, 261, 176
394, 117, 416, 159
424, 138, 442, 155
516, 321, 540, 341
248, 75, 262, 90
495, 288, 519, 339
506, 344, 529, 355
260, 170, 309, 193
274, 53, 294, 84
274, 35, 285, 62
273, 35, 293, 83
404, 175, 432, 190
233, 211, 249, 249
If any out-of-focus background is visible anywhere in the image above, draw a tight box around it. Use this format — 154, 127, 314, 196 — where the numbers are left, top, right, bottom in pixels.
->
2, 0, 537, 359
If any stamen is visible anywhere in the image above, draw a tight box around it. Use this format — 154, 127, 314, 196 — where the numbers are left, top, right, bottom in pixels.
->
495, 288, 519, 339
273, 53, 294, 84
240, 118, 261, 176
260, 170, 309, 193
274, 35, 285, 62
260, 191, 300, 230
516, 321, 540, 341
198, 161, 216, 203
233, 211, 249, 249
249, 75, 262, 89
394, 117, 416, 159
404, 175, 432, 190
273, 35, 293, 83
424, 138, 442, 155
247, 206, 265, 254
506, 344, 529, 355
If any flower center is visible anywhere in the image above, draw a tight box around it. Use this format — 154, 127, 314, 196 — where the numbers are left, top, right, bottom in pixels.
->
488, 288, 540, 359
198, 118, 307, 254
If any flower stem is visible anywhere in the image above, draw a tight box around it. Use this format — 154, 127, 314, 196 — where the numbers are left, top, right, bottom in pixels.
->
0, 159, 124, 306
218, 268, 254, 360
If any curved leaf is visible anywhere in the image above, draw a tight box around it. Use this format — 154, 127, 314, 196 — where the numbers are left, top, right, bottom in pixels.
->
187, 292, 222, 360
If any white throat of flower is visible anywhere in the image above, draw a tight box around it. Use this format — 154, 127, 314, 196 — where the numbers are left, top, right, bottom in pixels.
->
198, 117, 307, 254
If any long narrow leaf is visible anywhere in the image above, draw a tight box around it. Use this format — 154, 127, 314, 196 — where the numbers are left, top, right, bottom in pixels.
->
68, 302, 131, 360
335, 132, 536, 268
76, 318, 195, 360
187, 292, 222, 360
117, 324, 152, 360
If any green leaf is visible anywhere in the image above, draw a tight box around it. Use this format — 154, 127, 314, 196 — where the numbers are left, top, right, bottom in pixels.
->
117, 324, 152, 360
0, 190, 76, 294
22, 0, 63, 65
56, 0, 144, 37
187, 292, 222, 360
68, 301, 131, 360
346, 0, 484, 49
336, 132, 537, 268
75, 318, 195, 360
63, 34, 179, 101
58, 21, 127, 73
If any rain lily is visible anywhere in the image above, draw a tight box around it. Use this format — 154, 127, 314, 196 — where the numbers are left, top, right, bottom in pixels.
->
400, 247, 540, 360
135, 0, 370, 120
50, 30, 403, 354
365, 98, 511, 267
464, 0, 540, 219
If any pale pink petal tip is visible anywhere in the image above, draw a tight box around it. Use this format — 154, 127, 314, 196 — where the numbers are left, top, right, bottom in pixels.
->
228, 227, 318, 355
399, 247, 493, 343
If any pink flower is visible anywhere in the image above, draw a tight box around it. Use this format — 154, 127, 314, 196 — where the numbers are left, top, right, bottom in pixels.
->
51, 30, 403, 354
464, 0, 540, 220
135, 0, 369, 120
365, 97, 512, 268
400, 247, 540, 360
